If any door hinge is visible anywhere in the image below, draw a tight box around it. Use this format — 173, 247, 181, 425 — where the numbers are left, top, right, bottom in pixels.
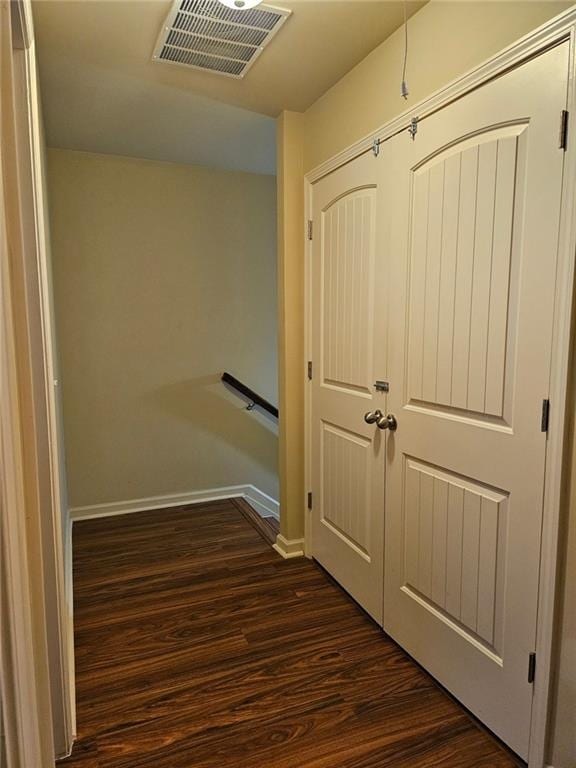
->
307, 220, 313, 240
307, 361, 313, 380
408, 116, 419, 141
528, 652, 536, 684
541, 398, 550, 433
307, 491, 313, 510
559, 110, 569, 151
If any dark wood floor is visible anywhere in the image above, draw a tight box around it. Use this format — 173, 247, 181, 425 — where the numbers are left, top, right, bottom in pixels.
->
62, 499, 522, 767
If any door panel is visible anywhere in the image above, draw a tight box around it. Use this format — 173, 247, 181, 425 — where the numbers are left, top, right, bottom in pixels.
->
321, 423, 371, 556
383, 43, 568, 758
408, 127, 522, 419
322, 190, 375, 393
403, 457, 507, 654
310, 153, 386, 623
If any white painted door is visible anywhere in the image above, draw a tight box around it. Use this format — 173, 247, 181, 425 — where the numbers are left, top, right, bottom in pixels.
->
310, 151, 387, 623
382, 43, 569, 758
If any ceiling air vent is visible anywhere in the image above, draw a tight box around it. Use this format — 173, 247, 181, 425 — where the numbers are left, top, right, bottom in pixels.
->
152, 0, 291, 79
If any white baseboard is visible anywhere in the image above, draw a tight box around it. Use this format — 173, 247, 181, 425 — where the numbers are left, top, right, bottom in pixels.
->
64, 514, 76, 738
273, 534, 305, 559
69, 484, 279, 522
242, 486, 279, 520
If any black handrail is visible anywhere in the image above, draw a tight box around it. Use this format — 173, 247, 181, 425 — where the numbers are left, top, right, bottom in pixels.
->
221, 372, 279, 419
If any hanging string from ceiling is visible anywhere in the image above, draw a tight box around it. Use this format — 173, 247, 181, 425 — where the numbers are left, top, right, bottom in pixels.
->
401, 0, 409, 100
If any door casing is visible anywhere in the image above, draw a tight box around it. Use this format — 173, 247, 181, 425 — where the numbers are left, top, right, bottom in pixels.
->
1, 0, 74, 763
304, 10, 576, 767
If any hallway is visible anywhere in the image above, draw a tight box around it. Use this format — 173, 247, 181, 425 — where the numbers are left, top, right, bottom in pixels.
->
63, 501, 522, 767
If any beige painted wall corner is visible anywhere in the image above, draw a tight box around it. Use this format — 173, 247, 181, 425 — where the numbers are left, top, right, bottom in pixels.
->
277, 111, 306, 543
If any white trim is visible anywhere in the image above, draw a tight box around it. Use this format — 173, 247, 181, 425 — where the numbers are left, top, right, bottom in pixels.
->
24, 35, 74, 755
303, 8, 576, 768
304, 178, 313, 559
0, 222, 46, 768
272, 534, 305, 559
69, 484, 279, 522
243, 486, 280, 520
63, 513, 74, 750
530, 21, 576, 768
0, 2, 51, 763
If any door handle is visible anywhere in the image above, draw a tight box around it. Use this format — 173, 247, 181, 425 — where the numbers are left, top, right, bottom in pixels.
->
364, 409, 383, 424
380, 414, 397, 431
364, 411, 398, 431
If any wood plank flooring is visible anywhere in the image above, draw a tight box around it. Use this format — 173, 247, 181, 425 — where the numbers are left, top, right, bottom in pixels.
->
62, 499, 523, 767
235, 497, 280, 546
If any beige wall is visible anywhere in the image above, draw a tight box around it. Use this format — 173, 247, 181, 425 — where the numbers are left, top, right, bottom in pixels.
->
304, 1, 572, 172
277, 111, 305, 542
276, 2, 574, 765
48, 149, 278, 508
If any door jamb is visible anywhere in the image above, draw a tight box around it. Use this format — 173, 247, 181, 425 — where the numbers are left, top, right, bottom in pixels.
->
303, 178, 312, 558
303, 9, 576, 767
1, 0, 74, 762
1, 1, 53, 765
22, 28, 76, 756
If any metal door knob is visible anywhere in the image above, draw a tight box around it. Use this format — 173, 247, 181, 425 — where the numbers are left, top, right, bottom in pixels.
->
364, 410, 383, 424
380, 414, 397, 431
364, 410, 398, 431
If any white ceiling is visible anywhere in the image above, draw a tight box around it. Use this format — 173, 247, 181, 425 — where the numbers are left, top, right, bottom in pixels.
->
38, 57, 278, 174
33, 0, 424, 175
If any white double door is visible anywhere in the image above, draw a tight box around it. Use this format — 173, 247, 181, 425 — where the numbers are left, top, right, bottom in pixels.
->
310, 42, 569, 759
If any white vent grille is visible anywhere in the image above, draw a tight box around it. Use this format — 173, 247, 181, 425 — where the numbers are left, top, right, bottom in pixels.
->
153, 0, 291, 79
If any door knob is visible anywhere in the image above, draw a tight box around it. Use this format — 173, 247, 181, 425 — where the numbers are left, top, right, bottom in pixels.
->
364, 410, 383, 424
364, 410, 398, 431
379, 414, 397, 431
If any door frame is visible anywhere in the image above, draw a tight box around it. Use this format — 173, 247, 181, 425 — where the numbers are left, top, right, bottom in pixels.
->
1, 0, 74, 763
20, 17, 76, 756
1, 1, 52, 765
304, 8, 576, 767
